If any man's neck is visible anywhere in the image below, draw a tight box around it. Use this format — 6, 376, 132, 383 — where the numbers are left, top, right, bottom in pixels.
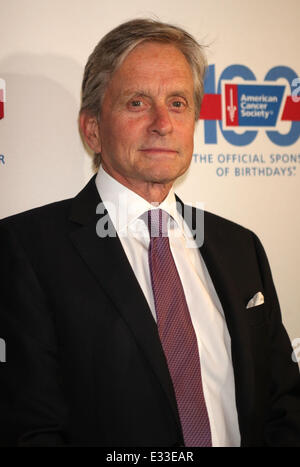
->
126, 181, 173, 204
100, 166, 173, 204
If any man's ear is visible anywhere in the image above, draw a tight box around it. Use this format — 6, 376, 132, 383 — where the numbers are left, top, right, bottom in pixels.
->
79, 112, 102, 153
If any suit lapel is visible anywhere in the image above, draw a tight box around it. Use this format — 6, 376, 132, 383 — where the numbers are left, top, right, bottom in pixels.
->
68, 176, 182, 433
179, 200, 256, 441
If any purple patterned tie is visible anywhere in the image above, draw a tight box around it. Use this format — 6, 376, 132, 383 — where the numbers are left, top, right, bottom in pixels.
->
147, 209, 212, 447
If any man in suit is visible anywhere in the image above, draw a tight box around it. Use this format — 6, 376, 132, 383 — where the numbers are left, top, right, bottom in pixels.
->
1, 18, 300, 447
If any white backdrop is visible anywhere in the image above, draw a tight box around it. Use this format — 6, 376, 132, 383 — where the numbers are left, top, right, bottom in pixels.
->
0, 0, 299, 358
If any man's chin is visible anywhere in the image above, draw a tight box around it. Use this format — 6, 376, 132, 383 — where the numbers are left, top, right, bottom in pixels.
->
143, 166, 189, 185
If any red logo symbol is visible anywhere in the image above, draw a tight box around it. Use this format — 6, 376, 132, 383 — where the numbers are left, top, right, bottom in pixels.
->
225, 84, 238, 126
0, 79, 6, 120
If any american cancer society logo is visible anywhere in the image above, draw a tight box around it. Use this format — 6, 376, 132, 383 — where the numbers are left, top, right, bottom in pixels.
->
221, 81, 285, 130
0, 78, 5, 120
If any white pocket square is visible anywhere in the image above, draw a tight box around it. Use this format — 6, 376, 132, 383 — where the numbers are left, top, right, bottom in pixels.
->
246, 291, 264, 309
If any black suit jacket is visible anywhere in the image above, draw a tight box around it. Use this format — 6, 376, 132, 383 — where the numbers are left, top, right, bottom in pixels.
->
0, 176, 300, 447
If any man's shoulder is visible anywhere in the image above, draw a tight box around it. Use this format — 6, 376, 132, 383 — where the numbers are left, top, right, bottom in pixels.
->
181, 199, 254, 238
203, 209, 263, 255
203, 209, 252, 235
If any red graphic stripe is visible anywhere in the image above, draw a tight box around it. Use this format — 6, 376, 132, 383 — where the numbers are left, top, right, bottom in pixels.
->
199, 94, 222, 120
281, 96, 300, 121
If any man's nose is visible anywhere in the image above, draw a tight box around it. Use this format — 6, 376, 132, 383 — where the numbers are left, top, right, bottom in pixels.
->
148, 105, 173, 136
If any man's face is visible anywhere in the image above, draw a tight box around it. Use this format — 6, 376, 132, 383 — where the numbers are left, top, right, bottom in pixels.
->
97, 41, 196, 192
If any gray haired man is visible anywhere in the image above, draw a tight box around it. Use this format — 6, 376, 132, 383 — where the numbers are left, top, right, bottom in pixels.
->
1, 19, 300, 447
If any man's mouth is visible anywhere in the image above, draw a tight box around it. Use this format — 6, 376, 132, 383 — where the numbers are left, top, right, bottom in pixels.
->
139, 147, 178, 154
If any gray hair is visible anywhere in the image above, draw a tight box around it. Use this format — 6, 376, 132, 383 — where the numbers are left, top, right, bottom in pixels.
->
80, 18, 207, 167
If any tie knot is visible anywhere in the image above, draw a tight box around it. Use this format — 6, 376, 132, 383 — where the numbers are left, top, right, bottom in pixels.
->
147, 209, 169, 238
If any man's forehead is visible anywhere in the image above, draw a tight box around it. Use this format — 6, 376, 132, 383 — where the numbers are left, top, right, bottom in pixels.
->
115, 41, 193, 76
100, 41, 195, 108
111, 47, 192, 84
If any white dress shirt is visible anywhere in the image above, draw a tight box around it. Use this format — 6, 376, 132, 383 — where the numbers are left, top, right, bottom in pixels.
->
95, 166, 241, 447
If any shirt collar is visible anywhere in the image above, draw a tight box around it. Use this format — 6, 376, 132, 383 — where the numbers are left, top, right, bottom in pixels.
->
95, 165, 187, 237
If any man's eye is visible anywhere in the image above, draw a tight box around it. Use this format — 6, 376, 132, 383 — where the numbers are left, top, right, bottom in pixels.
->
171, 100, 186, 109
127, 99, 147, 111
129, 100, 143, 107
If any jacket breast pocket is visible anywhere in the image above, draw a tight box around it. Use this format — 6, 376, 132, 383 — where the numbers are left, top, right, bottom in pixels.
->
244, 303, 267, 327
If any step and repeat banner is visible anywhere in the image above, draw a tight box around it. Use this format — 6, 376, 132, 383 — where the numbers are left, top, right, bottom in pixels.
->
0, 0, 299, 361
